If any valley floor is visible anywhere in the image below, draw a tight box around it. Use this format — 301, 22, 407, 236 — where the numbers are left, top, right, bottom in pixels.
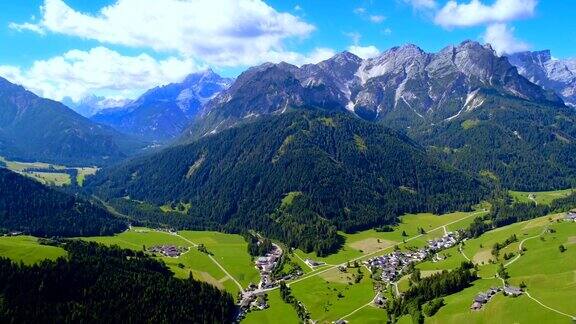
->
1, 194, 575, 323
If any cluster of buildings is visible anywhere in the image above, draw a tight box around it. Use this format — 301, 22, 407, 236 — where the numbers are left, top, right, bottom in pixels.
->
470, 285, 522, 311
470, 287, 501, 310
565, 212, 576, 222
255, 244, 283, 289
365, 232, 461, 283
148, 245, 187, 257
237, 243, 286, 320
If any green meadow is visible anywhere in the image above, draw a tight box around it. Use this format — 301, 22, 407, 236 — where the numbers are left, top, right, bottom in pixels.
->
85, 228, 259, 295
290, 266, 375, 323
243, 290, 300, 324
509, 188, 574, 205
0, 156, 98, 186
0, 236, 66, 264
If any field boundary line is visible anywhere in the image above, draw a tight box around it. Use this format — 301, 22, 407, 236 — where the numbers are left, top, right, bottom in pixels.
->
155, 230, 245, 292
525, 291, 575, 320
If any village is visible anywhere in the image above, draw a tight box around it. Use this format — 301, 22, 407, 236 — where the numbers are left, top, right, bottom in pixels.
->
365, 231, 461, 283
238, 239, 305, 320
148, 244, 188, 257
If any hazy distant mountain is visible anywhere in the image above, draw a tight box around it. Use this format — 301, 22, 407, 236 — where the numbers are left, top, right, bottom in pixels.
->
0, 77, 144, 166
92, 69, 232, 142
507, 50, 576, 107
62, 95, 133, 118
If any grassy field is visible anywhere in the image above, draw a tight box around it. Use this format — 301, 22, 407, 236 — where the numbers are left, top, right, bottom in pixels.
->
423, 215, 576, 323
28, 171, 72, 186
0, 156, 97, 186
243, 290, 301, 324
84, 228, 259, 295
0, 236, 66, 264
509, 189, 574, 205
290, 266, 375, 323
344, 305, 388, 323
76, 167, 98, 186
179, 231, 260, 287
293, 211, 484, 267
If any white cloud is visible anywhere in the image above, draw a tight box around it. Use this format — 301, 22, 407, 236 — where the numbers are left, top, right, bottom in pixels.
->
382, 28, 393, 36
348, 45, 380, 59
369, 15, 386, 24
435, 0, 537, 28
403, 0, 438, 10
0, 47, 201, 102
353, 7, 367, 15
8, 22, 46, 34
483, 23, 530, 55
10, 0, 315, 66
0, 46, 335, 102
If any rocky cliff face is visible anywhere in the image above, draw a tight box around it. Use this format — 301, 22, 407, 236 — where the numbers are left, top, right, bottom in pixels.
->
183, 41, 562, 140
507, 50, 576, 107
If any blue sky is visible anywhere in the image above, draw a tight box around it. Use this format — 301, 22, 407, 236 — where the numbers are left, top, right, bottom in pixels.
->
0, 0, 573, 102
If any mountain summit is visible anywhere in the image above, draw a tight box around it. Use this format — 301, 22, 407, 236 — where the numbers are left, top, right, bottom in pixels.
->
183, 41, 562, 140
92, 69, 233, 142
507, 50, 576, 107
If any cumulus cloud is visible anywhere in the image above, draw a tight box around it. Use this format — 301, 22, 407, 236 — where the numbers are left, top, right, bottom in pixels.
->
0, 46, 335, 102
435, 0, 537, 28
9, 0, 316, 66
348, 45, 380, 59
0, 47, 201, 102
483, 23, 530, 55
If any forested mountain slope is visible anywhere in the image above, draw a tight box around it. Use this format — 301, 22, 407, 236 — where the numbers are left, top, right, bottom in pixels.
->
0, 77, 144, 165
415, 95, 576, 190
0, 168, 126, 236
90, 111, 486, 255
179, 41, 575, 190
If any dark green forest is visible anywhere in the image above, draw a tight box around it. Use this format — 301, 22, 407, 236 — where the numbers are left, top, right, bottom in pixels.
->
387, 262, 478, 323
0, 168, 126, 236
0, 240, 235, 323
89, 111, 487, 255
415, 95, 576, 191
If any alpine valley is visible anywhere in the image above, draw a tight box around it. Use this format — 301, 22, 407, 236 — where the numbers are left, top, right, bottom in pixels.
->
1, 34, 576, 324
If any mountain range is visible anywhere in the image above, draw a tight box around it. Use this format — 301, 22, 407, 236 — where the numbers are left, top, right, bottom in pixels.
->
91, 69, 232, 142
183, 41, 562, 140
0, 77, 145, 166
507, 50, 576, 107
177, 41, 575, 190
